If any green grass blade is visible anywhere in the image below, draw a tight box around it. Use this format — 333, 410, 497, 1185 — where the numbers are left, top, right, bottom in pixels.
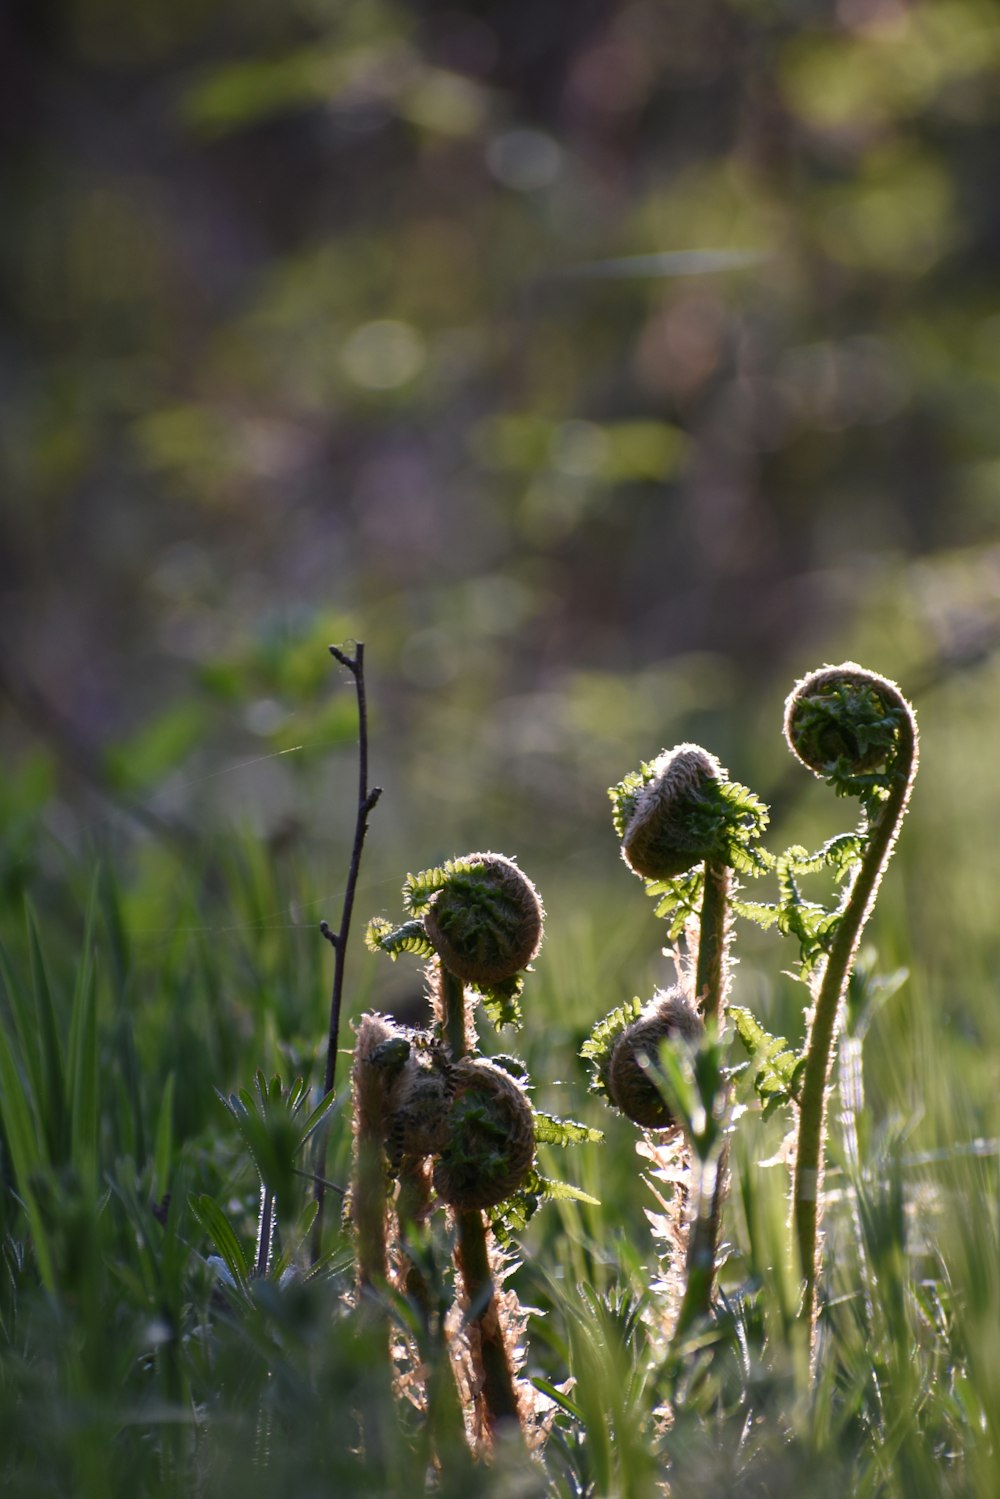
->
97, 858, 130, 995
153, 1071, 175, 1203
297, 1086, 339, 1147
67, 877, 100, 1191
0, 937, 43, 1110
25, 900, 67, 1163
0, 1018, 56, 1292
190, 1193, 251, 1293
531, 1376, 584, 1421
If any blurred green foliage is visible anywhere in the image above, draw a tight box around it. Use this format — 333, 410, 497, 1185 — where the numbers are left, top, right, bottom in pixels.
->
4, 0, 1000, 882
2, 5, 1000, 1487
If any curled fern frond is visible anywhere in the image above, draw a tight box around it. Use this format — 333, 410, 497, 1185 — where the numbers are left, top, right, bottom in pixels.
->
581, 995, 645, 1100
784, 662, 910, 798
782, 662, 919, 1353
584, 989, 704, 1130
730, 1005, 804, 1116
365, 916, 436, 961
605, 989, 705, 1131
403, 852, 544, 988
611, 746, 771, 885
532, 1111, 604, 1147
613, 744, 724, 880
432, 1058, 536, 1211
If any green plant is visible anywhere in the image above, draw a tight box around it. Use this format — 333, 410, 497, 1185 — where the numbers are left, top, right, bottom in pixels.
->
780, 664, 919, 1358
584, 665, 919, 1369
1, 653, 955, 1498
213, 1071, 336, 1282
586, 746, 771, 1332
365, 853, 599, 1455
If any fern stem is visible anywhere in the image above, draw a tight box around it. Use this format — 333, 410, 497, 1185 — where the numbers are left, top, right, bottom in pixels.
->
455, 1208, 521, 1428
441, 967, 468, 1060
695, 859, 730, 1025
354, 1136, 389, 1296
792, 710, 917, 1360
396, 1158, 468, 1463
351, 1017, 395, 1298
439, 964, 523, 1441
674, 859, 732, 1333
672, 1156, 720, 1342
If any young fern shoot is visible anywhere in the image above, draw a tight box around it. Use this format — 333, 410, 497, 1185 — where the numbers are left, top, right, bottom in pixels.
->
587, 746, 770, 1331
365, 852, 599, 1454
619, 747, 727, 1026
783, 664, 918, 1358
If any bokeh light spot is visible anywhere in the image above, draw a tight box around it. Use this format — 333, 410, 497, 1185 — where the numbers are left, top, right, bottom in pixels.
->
341, 320, 426, 390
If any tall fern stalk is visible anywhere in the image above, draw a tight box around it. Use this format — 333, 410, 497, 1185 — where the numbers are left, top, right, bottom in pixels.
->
785, 666, 918, 1357
438, 965, 523, 1434
680, 858, 732, 1329
694, 859, 730, 1026
364, 854, 581, 1453
596, 747, 769, 1334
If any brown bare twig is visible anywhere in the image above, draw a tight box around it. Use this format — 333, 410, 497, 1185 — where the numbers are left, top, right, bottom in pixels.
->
311, 642, 382, 1261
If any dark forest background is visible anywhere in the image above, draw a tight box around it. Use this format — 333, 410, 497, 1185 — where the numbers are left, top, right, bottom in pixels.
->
2, 0, 1000, 1041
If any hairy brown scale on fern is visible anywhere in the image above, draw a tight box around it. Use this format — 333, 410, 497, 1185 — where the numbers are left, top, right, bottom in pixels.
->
384, 1041, 456, 1168
621, 745, 725, 881
605, 988, 704, 1131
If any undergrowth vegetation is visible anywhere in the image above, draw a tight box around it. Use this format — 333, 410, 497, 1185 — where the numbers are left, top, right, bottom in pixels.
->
1, 653, 998, 1498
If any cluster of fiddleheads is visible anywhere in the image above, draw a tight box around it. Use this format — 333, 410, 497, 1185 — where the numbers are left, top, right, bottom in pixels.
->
359, 852, 599, 1453
581, 662, 917, 1366
204, 644, 919, 1480
336, 656, 917, 1468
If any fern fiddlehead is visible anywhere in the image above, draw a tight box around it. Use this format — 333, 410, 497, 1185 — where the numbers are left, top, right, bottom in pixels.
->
364, 852, 550, 1448
597, 988, 705, 1132
597, 746, 771, 1330
783, 664, 918, 1358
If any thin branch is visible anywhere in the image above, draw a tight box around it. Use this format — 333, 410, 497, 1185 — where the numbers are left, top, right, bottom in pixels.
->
292, 1166, 345, 1196
311, 642, 382, 1260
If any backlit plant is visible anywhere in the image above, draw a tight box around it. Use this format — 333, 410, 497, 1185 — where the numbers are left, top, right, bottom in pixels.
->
583, 664, 918, 1368
777, 664, 919, 1357
363, 852, 600, 1455
584, 745, 771, 1335
21, 646, 924, 1494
